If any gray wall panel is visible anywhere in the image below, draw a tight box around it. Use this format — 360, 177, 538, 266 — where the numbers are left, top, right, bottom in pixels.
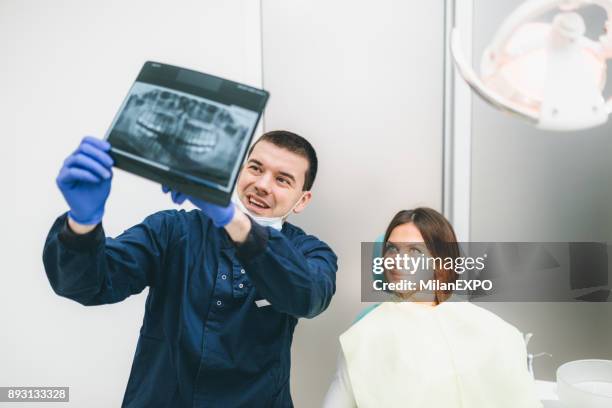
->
471, 0, 612, 380
262, 0, 445, 405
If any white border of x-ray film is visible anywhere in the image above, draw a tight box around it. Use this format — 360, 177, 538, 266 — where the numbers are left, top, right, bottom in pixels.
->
443, 0, 473, 242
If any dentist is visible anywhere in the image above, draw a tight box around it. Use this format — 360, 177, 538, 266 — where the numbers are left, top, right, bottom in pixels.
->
43, 130, 338, 407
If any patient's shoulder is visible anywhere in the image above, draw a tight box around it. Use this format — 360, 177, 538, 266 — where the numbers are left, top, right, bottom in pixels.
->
353, 303, 381, 324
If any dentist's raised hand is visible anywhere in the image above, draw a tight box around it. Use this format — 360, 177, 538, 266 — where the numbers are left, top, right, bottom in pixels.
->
162, 185, 235, 228
56, 136, 114, 226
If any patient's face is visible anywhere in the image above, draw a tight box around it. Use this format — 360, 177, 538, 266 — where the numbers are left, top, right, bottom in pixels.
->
384, 223, 434, 300
388, 222, 424, 244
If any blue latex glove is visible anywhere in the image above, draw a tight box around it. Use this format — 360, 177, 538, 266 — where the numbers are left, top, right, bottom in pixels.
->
162, 185, 235, 227
56, 136, 114, 225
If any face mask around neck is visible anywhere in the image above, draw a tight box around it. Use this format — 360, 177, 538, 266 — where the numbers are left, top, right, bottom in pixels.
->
232, 190, 305, 231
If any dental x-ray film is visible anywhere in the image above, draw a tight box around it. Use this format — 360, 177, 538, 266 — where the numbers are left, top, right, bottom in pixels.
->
105, 61, 269, 206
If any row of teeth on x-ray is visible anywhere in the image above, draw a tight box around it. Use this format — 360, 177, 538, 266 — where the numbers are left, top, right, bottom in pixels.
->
131, 90, 246, 154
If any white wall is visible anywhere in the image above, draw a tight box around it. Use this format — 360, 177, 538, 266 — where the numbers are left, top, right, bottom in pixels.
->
261, 0, 445, 405
0, 1, 262, 406
1, 1, 447, 406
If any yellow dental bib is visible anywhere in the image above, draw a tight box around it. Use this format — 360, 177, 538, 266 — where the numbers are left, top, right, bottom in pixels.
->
339, 301, 542, 408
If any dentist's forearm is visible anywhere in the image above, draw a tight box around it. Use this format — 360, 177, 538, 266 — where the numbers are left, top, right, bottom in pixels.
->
67, 216, 98, 235
224, 210, 252, 244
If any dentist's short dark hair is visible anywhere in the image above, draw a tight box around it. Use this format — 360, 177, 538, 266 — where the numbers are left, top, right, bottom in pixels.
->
247, 130, 318, 191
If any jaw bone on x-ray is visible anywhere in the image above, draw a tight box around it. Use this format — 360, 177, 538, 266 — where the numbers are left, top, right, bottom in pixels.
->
112, 82, 250, 186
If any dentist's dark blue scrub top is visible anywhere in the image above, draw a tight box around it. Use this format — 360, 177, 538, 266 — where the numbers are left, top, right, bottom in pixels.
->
42, 210, 338, 407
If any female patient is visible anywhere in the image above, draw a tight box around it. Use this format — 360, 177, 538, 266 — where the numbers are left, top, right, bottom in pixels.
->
323, 207, 542, 408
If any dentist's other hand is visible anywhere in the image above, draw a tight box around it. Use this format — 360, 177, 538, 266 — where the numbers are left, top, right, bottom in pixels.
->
162, 186, 235, 227
56, 136, 114, 225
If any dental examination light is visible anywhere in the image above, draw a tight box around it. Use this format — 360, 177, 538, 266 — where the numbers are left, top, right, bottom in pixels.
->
451, 0, 612, 131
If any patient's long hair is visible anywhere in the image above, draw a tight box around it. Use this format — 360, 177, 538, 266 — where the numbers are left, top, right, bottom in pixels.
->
383, 207, 460, 304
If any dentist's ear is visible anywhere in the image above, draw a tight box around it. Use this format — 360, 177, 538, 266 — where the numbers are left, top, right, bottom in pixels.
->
292, 191, 313, 214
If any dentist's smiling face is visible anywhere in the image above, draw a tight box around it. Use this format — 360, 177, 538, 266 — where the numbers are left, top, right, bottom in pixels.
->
235, 141, 312, 218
